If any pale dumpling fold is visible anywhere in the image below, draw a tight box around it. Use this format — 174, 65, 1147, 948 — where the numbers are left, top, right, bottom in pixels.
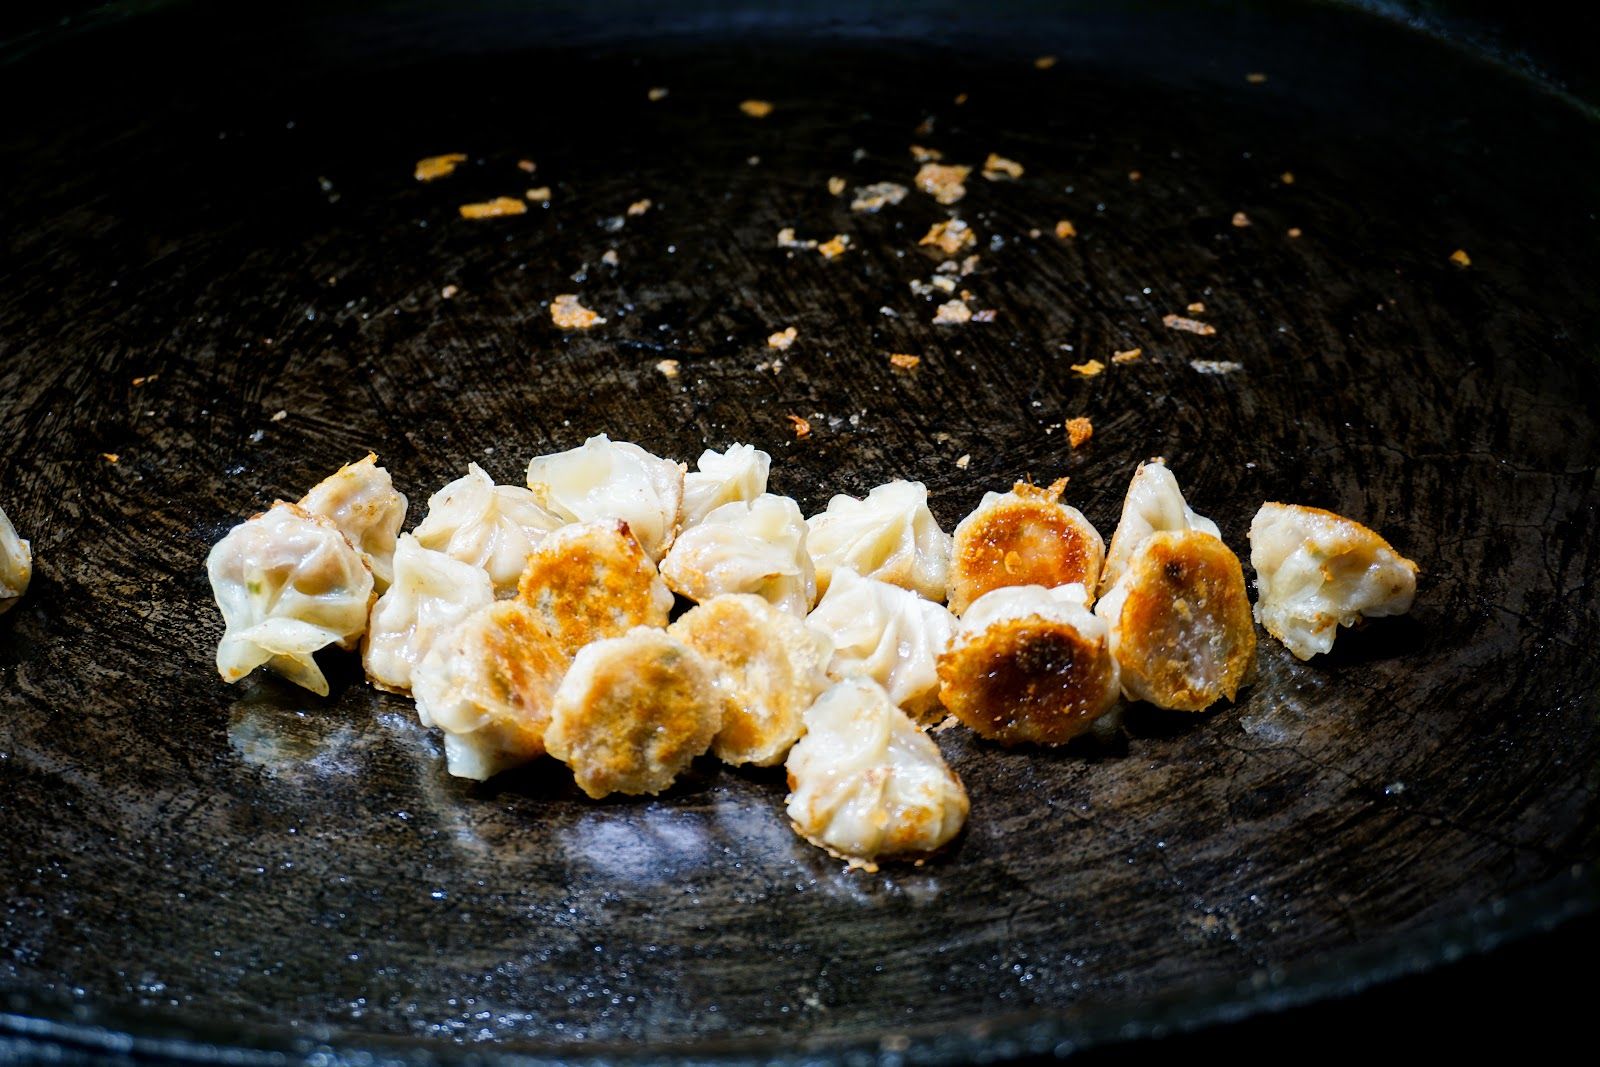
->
805, 480, 952, 602
805, 567, 956, 720
0, 504, 31, 614
207, 501, 374, 696
1249, 503, 1418, 660
299, 454, 407, 591
413, 463, 565, 597
785, 677, 969, 870
681, 443, 771, 528
363, 535, 495, 694
948, 479, 1104, 615
1099, 459, 1220, 595
659, 494, 816, 616
525, 434, 685, 561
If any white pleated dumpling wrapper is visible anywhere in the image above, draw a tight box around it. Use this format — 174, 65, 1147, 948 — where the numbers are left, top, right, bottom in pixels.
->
681, 443, 771, 528
659, 493, 817, 616
362, 535, 495, 694
785, 677, 969, 871
947, 479, 1105, 615
298, 453, 407, 591
1249, 503, 1418, 660
0, 504, 31, 613
805, 480, 953, 602
207, 501, 374, 696
412, 599, 570, 780
525, 434, 686, 561
937, 583, 1119, 745
1098, 459, 1221, 596
805, 567, 956, 721
413, 463, 565, 597
670, 594, 833, 767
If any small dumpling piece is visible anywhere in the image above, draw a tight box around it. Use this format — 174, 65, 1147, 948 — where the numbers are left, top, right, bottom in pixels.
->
516, 521, 674, 655
413, 463, 565, 597
1094, 530, 1255, 710
670, 594, 832, 767
0, 504, 31, 614
412, 600, 570, 780
805, 567, 956, 720
207, 501, 374, 696
1099, 459, 1220, 595
681, 443, 771, 528
937, 583, 1119, 745
1249, 503, 1418, 660
659, 494, 816, 616
525, 434, 686, 561
805, 480, 952, 602
948, 479, 1105, 615
362, 535, 495, 694
785, 677, 969, 871
545, 627, 726, 798
298, 453, 407, 591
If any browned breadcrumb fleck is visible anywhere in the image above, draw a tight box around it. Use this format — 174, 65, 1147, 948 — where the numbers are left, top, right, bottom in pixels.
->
919, 218, 976, 255
1450, 248, 1472, 267
768, 326, 798, 350
910, 144, 943, 162
1054, 219, 1078, 239
1034, 55, 1058, 69
817, 234, 850, 259
1186, 301, 1206, 314
101, 452, 119, 464
740, 99, 773, 118
459, 197, 527, 219
786, 414, 812, 438
1128, 170, 1143, 182
933, 300, 972, 325
601, 249, 620, 267
415, 153, 467, 181
1246, 71, 1268, 84
915, 162, 971, 205
441, 284, 459, 300
550, 294, 606, 329
524, 186, 551, 202
889, 353, 922, 370
1280, 171, 1295, 185
516, 159, 536, 173
1066, 416, 1094, 448
1112, 347, 1143, 363
270, 409, 287, 422
954, 454, 971, 470
954, 92, 969, 106
1070, 359, 1105, 377
982, 153, 1024, 180
828, 176, 847, 196
850, 182, 909, 213
626, 198, 653, 217
1163, 313, 1216, 335
1231, 211, 1252, 228
776, 227, 818, 250
960, 254, 981, 275
647, 87, 669, 102
931, 275, 958, 293
131, 373, 158, 387
655, 359, 680, 378
1287, 226, 1303, 239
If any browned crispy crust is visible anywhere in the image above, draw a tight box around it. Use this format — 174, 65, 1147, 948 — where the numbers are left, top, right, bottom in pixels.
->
937, 618, 1116, 745
949, 480, 1103, 614
474, 600, 569, 760
516, 523, 669, 656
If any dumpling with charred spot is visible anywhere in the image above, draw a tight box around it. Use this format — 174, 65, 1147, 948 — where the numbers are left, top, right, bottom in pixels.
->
805, 480, 952, 602
1094, 530, 1255, 710
0, 504, 31, 614
681, 443, 771, 528
298, 453, 407, 591
545, 627, 728, 798
669, 594, 833, 767
937, 583, 1119, 745
659, 494, 816, 616
412, 599, 570, 780
516, 520, 675, 655
805, 566, 956, 721
207, 501, 374, 696
413, 463, 566, 597
948, 479, 1105, 615
1098, 458, 1220, 596
785, 677, 969, 871
1249, 503, 1418, 660
525, 434, 686, 561
362, 534, 495, 694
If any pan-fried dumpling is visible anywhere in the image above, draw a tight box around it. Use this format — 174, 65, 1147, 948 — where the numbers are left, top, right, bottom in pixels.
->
669, 594, 833, 767
412, 599, 570, 780
1094, 530, 1255, 710
805, 480, 952, 602
804, 567, 956, 720
681, 443, 771, 528
659, 494, 816, 616
0, 504, 31, 614
413, 463, 565, 597
1098, 459, 1220, 595
516, 520, 675, 655
1249, 503, 1418, 660
948, 479, 1104, 615
525, 434, 686, 561
362, 535, 495, 694
207, 501, 374, 696
785, 677, 969, 871
298, 453, 407, 591
545, 627, 727, 798
937, 583, 1119, 745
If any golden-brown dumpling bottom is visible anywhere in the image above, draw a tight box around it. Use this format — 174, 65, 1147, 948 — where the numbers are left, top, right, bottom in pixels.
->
947, 479, 1104, 615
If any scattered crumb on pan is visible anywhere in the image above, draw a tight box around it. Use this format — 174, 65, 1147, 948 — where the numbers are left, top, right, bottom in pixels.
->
1191, 360, 1243, 375
933, 300, 973, 325
1450, 248, 1471, 267
777, 227, 818, 250
601, 249, 620, 267
818, 235, 851, 259
525, 187, 551, 202
768, 327, 798, 350
910, 145, 943, 162
1054, 219, 1078, 239
889, 353, 922, 370
915, 163, 971, 205
740, 99, 774, 118
851, 182, 909, 213
655, 359, 680, 378
459, 197, 527, 220
1288, 227, 1303, 239
550, 294, 606, 329
1034, 55, 1057, 69
919, 219, 976, 255
1066, 416, 1094, 448
440, 284, 459, 300
1163, 313, 1216, 336
954, 454, 971, 470
982, 153, 1024, 181
627, 198, 653, 217
828, 176, 847, 196
786, 414, 812, 438
415, 153, 467, 181
517, 159, 536, 173
1280, 171, 1295, 184
1070, 359, 1105, 377
1246, 71, 1268, 84
1186, 301, 1206, 314
1112, 347, 1143, 363
1231, 211, 1252, 228
648, 87, 669, 101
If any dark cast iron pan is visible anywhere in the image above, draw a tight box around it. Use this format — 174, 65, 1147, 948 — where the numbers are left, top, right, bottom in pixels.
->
1, 0, 1597, 1060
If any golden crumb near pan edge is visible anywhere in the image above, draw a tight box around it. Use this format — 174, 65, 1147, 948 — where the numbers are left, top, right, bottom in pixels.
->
415, 153, 467, 181
786, 414, 812, 439
920, 219, 976, 256
982, 153, 1024, 180
740, 99, 774, 118
818, 235, 850, 259
955, 454, 971, 469
1186, 301, 1206, 314
270, 409, 287, 422
1280, 171, 1295, 184
776, 227, 818, 250
648, 87, 669, 101
1034, 55, 1057, 69
889, 353, 922, 370
525, 187, 551, 202
1070, 359, 1105, 377
914, 163, 970, 205
933, 300, 972, 325
1163, 313, 1216, 336
132, 373, 157, 386
1288, 227, 1304, 239
550, 294, 605, 329
655, 359, 680, 378
1054, 219, 1077, 239
1451, 248, 1472, 267
440, 284, 459, 300
601, 249, 619, 267
1112, 347, 1143, 363
1128, 170, 1142, 182
459, 197, 527, 220
910, 144, 943, 162
1066, 416, 1094, 448
768, 326, 798, 350
828, 176, 847, 196
101, 452, 119, 464
516, 159, 536, 173
627, 198, 653, 216
1231, 211, 1252, 228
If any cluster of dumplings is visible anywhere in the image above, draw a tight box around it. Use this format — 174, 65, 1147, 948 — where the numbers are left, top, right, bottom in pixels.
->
206, 437, 1417, 870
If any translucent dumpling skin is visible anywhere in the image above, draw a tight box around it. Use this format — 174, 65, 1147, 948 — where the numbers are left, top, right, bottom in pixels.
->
516, 520, 675, 655
413, 463, 565, 596
207, 501, 374, 696
681, 443, 771, 528
785, 677, 969, 871
1099, 459, 1220, 596
1249, 503, 1418, 660
948, 479, 1105, 615
805, 480, 952, 602
525, 434, 685, 561
298, 453, 408, 591
363, 534, 495, 694
659, 494, 816, 616
0, 504, 31, 614
804, 566, 956, 720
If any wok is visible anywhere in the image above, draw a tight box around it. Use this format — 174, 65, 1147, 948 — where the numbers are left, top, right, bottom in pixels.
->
2, 0, 1597, 1060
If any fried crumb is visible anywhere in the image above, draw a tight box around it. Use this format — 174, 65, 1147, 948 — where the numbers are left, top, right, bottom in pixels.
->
818, 234, 850, 259
1112, 347, 1143, 364
1231, 211, 1252, 228
524, 186, 551, 202
1163, 314, 1216, 336
919, 218, 976, 255
786, 414, 812, 438
415, 153, 467, 181
1034, 55, 1057, 69
1128, 170, 1143, 182
1450, 248, 1471, 268
648, 87, 669, 102
1066, 416, 1094, 448
1054, 219, 1078, 239
828, 176, 847, 196
768, 326, 798, 350
889, 353, 921, 370
550, 294, 606, 329
960, 254, 981, 275
517, 159, 536, 173
1246, 71, 1268, 84
933, 300, 972, 325
270, 409, 287, 422
954, 92, 969, 106
931, 275, 958, 293
740, 99, 774, 118
914, 163, 971, 205
626, 198, 653, 217
459, 197, 527, 219
1280, 171, 1295, 185
1028, 228, 1042, 239
851, 182, 909, 213
1070, 359, 1105, 377
1191, 360, 1243, 375
1287, 227, 1303, 239
131, 374, 158, 387
777, 228, 818, 250
954, 455, 971, 470
601, 249, 620, 267
441, 284, 459, 300
1186, 301, 1206, 314
910, 145, 943, 162
655, 359, 680, 378
982, 153, 1024, 180
101, 452, 119, 464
